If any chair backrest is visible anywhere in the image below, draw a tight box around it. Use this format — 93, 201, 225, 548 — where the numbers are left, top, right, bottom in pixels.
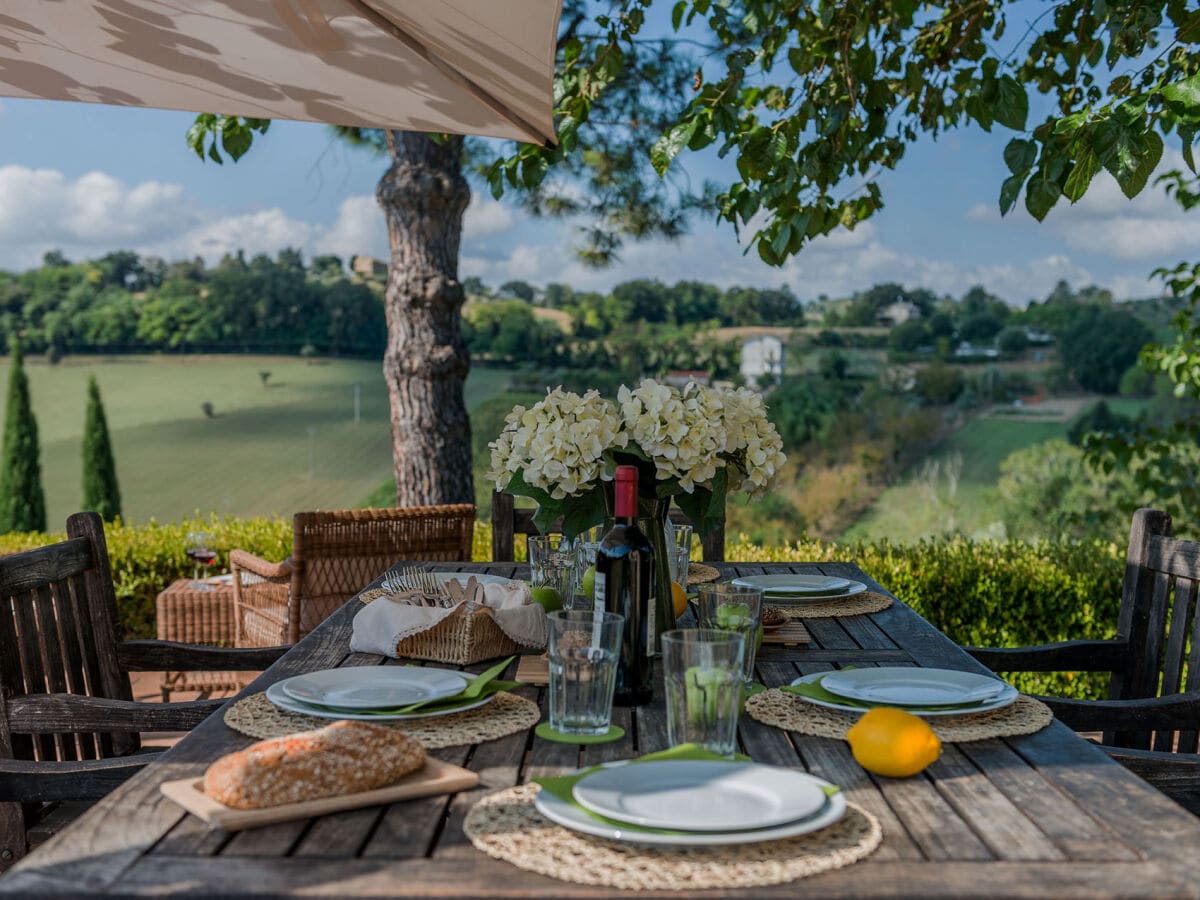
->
1112, 508, 1200, 751
0, 512, 136, 772
289, 504, 476, 638
490, 491, 726, 562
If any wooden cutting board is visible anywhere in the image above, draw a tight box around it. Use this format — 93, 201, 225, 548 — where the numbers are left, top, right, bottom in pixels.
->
516, 653, 549, 686
160, 757, 479, 831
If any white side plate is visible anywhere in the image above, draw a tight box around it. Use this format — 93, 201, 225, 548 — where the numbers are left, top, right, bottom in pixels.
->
788, 672, 1018, 718
281, 667, 468, 710
535, 775, 846, 847
821, 667, 1008, 707
731, 574, 866, 602
572, 761, 828, 832
264, 680, 494, 721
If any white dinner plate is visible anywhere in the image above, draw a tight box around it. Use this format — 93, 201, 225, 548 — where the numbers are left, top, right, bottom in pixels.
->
731, 574, 866, 603
535, 770, 846, 847
572, 761, 828, 832
281, 667, 468, 710
821, 667, 1008, 707
264, 679, 494, 721
788, 672, 1018, 717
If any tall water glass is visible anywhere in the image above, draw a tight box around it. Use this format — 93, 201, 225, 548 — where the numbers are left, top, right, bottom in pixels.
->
696, 583, 762, 686
529, 535, 575, 610
662, 629, 745, 756
667, 523, 693, 592
570, 526, 605, 611
547, 610, 624, 735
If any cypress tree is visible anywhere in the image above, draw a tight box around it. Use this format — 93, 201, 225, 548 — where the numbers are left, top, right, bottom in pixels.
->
0, 338, 47, 533
82, 375, 122, 522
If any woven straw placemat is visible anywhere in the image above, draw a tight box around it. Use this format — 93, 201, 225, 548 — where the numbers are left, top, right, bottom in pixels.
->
746, 689, 1053, 743
687, 562, 721, 585
778, 590, 892, 619
464, 784, 881, 891
223, 691, 539, 749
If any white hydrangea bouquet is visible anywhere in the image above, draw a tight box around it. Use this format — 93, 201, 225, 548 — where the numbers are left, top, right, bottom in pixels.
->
487, 379, 787, 537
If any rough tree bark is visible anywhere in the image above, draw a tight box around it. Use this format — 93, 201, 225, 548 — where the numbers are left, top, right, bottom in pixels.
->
375, 132, 474, 506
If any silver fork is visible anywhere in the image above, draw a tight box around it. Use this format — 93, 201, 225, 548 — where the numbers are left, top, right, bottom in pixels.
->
395, 566, 453, 608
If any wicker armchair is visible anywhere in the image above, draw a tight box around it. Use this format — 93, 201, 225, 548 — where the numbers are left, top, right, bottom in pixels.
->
230, 505, 475, 647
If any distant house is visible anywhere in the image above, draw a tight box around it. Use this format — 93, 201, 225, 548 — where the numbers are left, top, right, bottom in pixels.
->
741, 334, 785, 386
664, 370, 710, 389
877, 299, 921, 326
954, 341, 999, 359
350, 255, 387, 278
1023, 327, 1054, 344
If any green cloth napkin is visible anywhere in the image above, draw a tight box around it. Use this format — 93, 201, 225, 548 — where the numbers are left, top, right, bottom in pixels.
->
783, 675, 990, 712
307, 656, 520, 716
532, 743, 839, 836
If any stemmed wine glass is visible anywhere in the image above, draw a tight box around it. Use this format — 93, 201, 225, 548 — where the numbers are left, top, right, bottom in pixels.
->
185, 531, 217, 590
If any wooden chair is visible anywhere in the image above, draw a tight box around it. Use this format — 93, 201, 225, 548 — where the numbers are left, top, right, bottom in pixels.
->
966, 508, 1200, 814
490, 491, 726, 562
0, 513, 286, 871
230, 504, 476, 647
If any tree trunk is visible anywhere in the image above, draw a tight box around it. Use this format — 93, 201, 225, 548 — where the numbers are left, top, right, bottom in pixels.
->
376, 132, 474, 506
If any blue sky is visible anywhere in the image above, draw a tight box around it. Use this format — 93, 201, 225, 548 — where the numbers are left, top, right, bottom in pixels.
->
1, 73, 1196, 305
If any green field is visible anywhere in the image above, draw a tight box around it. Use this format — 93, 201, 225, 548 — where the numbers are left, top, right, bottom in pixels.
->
0, 355, 514, 527
842, 397, 1151, 543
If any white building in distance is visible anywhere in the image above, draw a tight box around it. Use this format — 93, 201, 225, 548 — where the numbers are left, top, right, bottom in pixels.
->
741, 334, 785, 386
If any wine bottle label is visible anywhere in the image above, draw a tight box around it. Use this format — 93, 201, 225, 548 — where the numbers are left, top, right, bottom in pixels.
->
593, 572, 606, 609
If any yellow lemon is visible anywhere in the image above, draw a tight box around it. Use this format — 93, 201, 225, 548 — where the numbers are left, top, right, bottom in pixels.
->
846, 707, 941, 778
671, 582, 688, 619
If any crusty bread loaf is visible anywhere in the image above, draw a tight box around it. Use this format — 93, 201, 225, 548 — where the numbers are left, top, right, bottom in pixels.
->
203, 721, 425, 809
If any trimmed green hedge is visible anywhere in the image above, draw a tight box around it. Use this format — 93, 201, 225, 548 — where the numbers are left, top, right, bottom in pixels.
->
0, 520, 1123, 699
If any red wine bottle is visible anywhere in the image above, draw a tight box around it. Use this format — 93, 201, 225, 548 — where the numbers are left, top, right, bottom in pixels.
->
594, 465, 656, 706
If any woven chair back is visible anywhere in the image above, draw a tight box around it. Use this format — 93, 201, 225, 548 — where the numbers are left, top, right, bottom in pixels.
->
0, 512, 136, 769
291, 505, 475, 636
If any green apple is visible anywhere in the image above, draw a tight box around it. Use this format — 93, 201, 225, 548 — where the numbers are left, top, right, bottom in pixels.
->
530, 585, 563, 612
580, 565, 596, 599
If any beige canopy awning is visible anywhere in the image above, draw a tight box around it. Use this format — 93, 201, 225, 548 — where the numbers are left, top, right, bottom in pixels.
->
0, 1, 559, 145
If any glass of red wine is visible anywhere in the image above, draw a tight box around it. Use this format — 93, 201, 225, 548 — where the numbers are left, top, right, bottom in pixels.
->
185, 531, 217, 590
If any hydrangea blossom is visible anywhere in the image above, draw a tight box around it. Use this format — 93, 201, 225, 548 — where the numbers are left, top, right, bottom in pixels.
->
487, 388, 625, 499
712, 386, 787, 497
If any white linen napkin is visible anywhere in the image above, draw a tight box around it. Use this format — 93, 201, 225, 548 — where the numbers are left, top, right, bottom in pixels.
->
350, 578, 548, 658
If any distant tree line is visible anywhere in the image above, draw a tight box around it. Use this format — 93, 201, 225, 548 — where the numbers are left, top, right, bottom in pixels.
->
0, 249, 387, 358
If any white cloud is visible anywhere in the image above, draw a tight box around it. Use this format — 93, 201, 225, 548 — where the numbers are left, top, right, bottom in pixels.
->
315, 196, 386, 261
153, 209, 319, 263
463, 197, 514, 238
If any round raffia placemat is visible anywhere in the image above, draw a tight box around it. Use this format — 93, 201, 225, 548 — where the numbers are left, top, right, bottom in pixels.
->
464, 784, 881, 891
687, 562, 721, 585
776, 590, 893, 619
746, 689, 1053, 743
223, 691, 539, 749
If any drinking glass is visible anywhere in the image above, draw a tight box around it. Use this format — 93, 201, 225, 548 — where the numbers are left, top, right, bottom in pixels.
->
571, 526, 605, 611
185, 531, 217, 590
661, 629, 745, 756
547, 610, 624, 735
696, 583, 762, 686
528, 535, 575, 611
667, 523, 693, 592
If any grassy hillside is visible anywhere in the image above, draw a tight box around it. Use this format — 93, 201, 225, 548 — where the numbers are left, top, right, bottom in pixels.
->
841, 398, 1148, 543
0, 355, 512, 526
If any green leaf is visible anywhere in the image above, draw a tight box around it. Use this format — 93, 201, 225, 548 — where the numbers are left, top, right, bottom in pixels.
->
1162, 73, 1200, 116
1115, 131, 1163, 199
651, 118, 699, 176
671, 0, 686, 30
994, 76, 1028, 131
1024, 172, 1061, 221
999, 172, 1025, 215
1063, 147, 1100, 202
1181, 126, 1197, 174
221, 127, 252, 162
1003, 138, 1036, 175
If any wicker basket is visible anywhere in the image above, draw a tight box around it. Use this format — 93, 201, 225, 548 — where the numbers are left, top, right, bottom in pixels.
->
395, 604, 523, 665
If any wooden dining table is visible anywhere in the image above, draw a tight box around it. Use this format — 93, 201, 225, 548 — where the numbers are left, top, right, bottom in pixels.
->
4, 562, 1200, 899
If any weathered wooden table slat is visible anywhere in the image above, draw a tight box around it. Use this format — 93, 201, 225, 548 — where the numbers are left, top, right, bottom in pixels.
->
3, 562, 1198, 899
